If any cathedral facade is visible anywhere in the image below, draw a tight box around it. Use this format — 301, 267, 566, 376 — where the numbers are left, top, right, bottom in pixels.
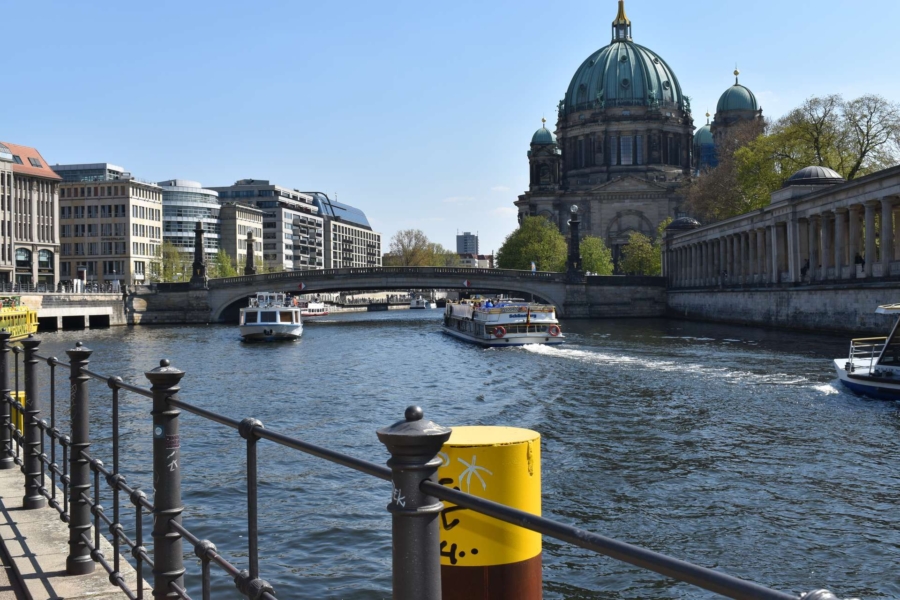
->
515, 0, 762, 267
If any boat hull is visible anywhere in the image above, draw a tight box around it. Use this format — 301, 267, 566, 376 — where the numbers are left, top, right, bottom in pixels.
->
239, 324, 303, 342
301, 311, 329, 317
834, 358, 900, 400
442, 325, 564, 347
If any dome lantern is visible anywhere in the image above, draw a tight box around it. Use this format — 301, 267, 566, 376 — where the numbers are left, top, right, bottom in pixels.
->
612, 0, 632, 41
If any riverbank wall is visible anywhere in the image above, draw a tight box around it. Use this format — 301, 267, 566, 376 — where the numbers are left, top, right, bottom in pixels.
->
667, 282, 900, 335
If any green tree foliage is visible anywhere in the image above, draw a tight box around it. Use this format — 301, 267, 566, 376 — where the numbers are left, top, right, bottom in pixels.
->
580, 236, 614, 275
152, 241, 190, 282
209, 249, 239, 278
620, 231, 660, 275
428, 242, 461, 267
687, 94, 900, 224
496, 216, 566, 272
388, 229, 433, 266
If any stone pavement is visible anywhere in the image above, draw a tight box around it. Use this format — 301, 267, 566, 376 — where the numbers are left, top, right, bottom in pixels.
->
0, 467, 150, 599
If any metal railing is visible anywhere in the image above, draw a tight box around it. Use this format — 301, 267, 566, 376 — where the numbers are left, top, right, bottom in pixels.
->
848, 337, 887, 371
0, 331, 859, 600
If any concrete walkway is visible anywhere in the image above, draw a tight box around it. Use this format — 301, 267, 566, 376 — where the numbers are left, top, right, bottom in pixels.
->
0, 468, 150, 599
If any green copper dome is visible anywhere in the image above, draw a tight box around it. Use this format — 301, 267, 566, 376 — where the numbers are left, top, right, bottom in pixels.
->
717, 71, 759, 113
693, 124, 713, 149
563, 3, 685, 115
531, 121, 557, 145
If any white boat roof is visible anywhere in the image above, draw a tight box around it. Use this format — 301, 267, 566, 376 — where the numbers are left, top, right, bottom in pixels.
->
875, 304, 900, 314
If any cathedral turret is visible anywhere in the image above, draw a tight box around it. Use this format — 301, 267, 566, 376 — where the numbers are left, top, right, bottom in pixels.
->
528, 118, 562, 192
612, 0, 632, 41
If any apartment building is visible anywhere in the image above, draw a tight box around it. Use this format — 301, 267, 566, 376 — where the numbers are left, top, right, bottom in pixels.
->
305, 192, 381, 268
219, 202, 264, 270
57, 164, 162, 286
1, 142, 61, 286
211, 180, 323, 271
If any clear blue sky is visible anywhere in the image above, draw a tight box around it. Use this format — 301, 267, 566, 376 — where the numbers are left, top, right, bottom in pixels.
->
4, 0, 899, 255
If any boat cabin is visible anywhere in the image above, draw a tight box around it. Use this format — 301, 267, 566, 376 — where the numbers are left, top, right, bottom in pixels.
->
240, 293, 301, 326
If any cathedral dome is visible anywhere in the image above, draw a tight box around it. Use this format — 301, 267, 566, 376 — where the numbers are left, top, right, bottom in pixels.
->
784, 166, 845, 187
717, 70, 759, 113
563, 1, 685, 115
531, 119, 557, 145
693, 123, 713, 149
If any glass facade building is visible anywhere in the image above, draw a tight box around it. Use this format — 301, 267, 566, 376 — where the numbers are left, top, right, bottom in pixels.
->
158, 180, 220, 260
306, 192, 381, 269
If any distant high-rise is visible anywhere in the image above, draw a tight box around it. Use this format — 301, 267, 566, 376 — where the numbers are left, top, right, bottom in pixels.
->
456, 231, 478, 254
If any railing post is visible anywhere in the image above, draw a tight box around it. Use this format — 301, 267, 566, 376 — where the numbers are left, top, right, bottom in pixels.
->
0, 330, 13, 470
21, 336, 45, 509
145, 359, 185, 599
377, 406, 451, 600
66, 341, 94, 575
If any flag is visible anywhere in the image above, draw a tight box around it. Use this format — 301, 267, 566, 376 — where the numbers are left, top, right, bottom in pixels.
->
298, 283, 306, 291
462, 280, 470, 288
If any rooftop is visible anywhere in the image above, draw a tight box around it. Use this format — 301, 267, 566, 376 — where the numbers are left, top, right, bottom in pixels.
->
306, 192, 374, 230
0, 142, 61, 180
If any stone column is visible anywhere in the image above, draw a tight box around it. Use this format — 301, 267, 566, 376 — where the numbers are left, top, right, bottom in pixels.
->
808, 216, 819, 282
742, 232, 749, 283
689, 245, 695, 286
848, 206, 861, 277
865, 201, 877, 277
820, 212, 832, 279
748, 230, 757, 283
834, 208, 847, 279
758, 228, 767, 280
881, 197, 894, 274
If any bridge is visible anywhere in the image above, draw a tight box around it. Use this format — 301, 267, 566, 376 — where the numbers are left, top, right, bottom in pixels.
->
132, 267, 667, 324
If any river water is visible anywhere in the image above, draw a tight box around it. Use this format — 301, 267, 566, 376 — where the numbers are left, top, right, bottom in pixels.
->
25, 310, 900, 599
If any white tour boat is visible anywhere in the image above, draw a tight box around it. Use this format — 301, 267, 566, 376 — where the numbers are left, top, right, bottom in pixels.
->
442, 300, 563, 347
239, 292, 303, 342
297, 301, 329, 318
410, 295, 437, 310
835, 303, 900, 399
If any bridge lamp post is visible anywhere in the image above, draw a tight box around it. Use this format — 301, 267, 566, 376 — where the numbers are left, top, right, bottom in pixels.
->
567, 205, 584, 282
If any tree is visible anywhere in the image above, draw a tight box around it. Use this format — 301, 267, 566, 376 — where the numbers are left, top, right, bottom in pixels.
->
155, 241, 190, 282
388, 229, 432, 266
620, 231, 660, 275
210, 249, 238, 278
427, 243, 461, 267
580, 236, 614, 275
496, 216, 566, 272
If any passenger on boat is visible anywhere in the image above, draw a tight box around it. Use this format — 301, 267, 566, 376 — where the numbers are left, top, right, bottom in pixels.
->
485, 300, 494, 308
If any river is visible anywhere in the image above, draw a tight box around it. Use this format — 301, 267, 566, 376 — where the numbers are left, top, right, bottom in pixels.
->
25, 310, 900, 599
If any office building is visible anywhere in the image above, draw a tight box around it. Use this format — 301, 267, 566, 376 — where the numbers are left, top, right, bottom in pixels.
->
219, 202, 264, 270
1, 142, 61, 286
211, 180, 323, 271
0, 145, 14, 283
158, 180, 220, 262
458, 253, 494, 269
306, 192, 381, 269
456, 231, 479, 255
58, 165, 162, 286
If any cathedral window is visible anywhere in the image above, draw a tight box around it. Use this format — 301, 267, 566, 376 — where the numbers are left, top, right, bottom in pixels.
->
620, 136, 633, 166
636, 135, 644, 165
577, 139, 585, 168
608, 135, 618, 165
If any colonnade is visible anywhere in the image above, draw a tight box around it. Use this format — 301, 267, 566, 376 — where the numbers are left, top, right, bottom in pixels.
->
668, 198, 900, 288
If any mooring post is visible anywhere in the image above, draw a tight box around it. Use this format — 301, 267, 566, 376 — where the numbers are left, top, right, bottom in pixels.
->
377, 406, 452, 600
66, 341, 94, 575
145, 359, 185, 599
0, 330, 13, 470
21, 336, 45, 509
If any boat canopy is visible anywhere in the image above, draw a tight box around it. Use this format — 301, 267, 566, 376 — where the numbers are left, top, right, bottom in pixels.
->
876, 304, 900, 315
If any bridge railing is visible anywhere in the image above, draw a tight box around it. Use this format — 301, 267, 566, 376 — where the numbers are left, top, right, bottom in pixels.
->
0, 332, 858, 600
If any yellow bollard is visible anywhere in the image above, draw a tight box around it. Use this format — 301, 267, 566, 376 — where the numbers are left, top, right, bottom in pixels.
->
437, 426, 542, 600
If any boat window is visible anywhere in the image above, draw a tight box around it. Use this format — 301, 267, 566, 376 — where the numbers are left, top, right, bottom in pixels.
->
280, 311, 293, 323
244, 312, 256, 324
878, 322, 900, 365
260, 311, 277, 323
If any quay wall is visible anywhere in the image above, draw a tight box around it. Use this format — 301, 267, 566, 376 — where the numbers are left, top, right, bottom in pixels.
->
21, 293, 127, 329
564, 278, 667, 319
667, 283, 900, 335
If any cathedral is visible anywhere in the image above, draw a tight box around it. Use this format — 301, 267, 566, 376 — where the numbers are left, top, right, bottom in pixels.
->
515, 0, 763, 266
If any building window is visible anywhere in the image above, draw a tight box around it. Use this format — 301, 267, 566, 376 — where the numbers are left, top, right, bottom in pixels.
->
608, 135, 618, 165
38, 250, 53, 271
636, 135, 644, 165
620, 136, 633, 166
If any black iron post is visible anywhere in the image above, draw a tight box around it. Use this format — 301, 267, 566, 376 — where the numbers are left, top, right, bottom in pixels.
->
0, 330, 13, 470
190, 221, 208, 289
244, 230, 257, 276
145, 359, 185, 599
66, 341, 94, 575
22, 336, 45, 509
567, 205, 583, 281
377, 406, 451, 600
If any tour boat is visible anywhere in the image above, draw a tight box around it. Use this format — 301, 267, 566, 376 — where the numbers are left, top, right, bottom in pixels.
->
239, 292, 303, 342
834, 303, 900, 399
442, 300, 564, 347
410, 295, 437, 310
0, 297, 37, 341
297, 301, 329, 318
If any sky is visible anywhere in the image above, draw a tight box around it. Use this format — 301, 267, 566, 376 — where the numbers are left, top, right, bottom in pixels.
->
4, 0, 900, 255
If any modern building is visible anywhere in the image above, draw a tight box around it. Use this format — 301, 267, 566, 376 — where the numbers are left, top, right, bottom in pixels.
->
57, 164, 163, 286
158, 180, 220, 263
51, 163, 130, 183
456, 231, 478, 255
219, 202, 264, 270
458, 253, 493, 269
1, 142, 61, 287
211, 180, 324, 271
515, 1, 695, 268
306, 192, 381, 269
